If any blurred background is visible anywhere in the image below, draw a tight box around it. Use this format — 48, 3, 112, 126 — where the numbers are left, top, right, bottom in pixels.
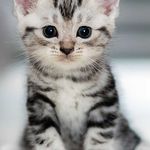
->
0, 0, 150, 149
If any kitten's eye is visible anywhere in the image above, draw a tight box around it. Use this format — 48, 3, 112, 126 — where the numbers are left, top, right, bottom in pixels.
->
77, 26, 92, 39
43, 25, 58, 38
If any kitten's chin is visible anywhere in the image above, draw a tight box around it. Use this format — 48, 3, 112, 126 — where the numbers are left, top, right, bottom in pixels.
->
55, 61, 81, 71
56, 55, 77, 63
53, 55, 83, 70
52, 60, 84, 72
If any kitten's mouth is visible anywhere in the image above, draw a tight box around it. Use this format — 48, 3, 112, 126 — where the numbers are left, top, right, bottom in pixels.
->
57, 54, 77, 63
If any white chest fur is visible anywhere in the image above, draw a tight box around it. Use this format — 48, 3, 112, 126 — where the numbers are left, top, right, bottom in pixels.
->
53, 79, 96, 140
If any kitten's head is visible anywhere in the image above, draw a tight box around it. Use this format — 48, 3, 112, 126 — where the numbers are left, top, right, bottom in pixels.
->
14, 0, 119, 74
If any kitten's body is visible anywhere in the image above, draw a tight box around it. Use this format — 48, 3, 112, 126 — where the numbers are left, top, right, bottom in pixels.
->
14, 0, 143, 149
25, 64, 140, 150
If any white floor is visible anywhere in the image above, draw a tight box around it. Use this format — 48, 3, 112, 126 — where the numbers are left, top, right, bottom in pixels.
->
112, 59, 150, 142
0, 59, 150, 150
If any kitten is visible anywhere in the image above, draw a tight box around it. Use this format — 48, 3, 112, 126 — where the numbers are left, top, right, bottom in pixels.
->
14, 0, 142, 150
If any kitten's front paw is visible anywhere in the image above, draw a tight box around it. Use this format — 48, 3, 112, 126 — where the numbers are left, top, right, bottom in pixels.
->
84, 128, 115, 150
34, 128, 66, 150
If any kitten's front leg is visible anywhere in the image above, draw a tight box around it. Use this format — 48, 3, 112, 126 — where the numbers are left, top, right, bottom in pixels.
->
23, 92, 66, 150
24, 126, 66, 150
84, 128, 115, 150
84, 97, 118, 150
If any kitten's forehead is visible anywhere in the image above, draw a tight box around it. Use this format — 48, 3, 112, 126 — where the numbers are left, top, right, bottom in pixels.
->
53, 0, 83, 20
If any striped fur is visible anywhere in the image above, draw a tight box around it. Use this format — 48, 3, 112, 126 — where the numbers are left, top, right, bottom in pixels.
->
14, 0, 143, 150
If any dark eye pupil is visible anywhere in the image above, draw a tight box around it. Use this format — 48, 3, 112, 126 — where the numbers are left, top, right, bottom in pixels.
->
43, 25, 58, 38
77, 26, 92, 39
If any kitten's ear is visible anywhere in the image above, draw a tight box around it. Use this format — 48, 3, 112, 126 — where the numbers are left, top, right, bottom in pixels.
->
89, 0, 119, 17
102, 0, 120, 16
13, 0, 37, 17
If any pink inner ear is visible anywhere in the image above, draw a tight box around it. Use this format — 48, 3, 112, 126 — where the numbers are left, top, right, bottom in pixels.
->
16, 0, 32, 14
103, 0, 117, 15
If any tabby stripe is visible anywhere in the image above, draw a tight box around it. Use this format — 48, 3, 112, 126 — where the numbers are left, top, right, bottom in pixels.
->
28, 81, 55, 92
83, 91, 102, 98
22, 27, 36, 39
53, 0, 58, 7
59, 1, 77, 20
89, 97, 118, 112
100, 131, 114, 139
28, 93, 55, 108
34, 86, 54, 92
26, 27, 35, 32
88, 113, 117, 129
83, 74, 116, 98
29, 116, 60, 134
103, 112, 118, 122
100, 76, 116, 96
78, 0, 83, 6
98, 27, 111, 38
91, 138, 106, 145
35, 137, 45, 145
67, 74, 93, 83
87, 120, 116, 129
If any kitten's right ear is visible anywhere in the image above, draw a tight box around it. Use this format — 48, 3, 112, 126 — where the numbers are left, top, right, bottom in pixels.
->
13, 0, 37, 17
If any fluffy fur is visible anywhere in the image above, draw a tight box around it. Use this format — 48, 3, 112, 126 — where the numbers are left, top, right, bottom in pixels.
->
14, 0, 145, 150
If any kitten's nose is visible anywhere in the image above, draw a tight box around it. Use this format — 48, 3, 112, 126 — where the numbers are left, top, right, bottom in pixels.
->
60, 48, 74, 55
60, 40, 75, 55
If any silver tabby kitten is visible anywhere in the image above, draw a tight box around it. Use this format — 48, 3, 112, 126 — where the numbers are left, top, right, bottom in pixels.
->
14, 0, 144, 150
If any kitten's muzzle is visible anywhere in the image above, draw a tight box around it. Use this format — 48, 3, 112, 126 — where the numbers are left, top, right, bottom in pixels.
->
60, 48, 74, 55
